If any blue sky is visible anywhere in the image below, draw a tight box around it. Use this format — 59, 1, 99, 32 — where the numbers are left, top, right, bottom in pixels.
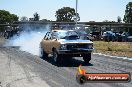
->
0, 0, 131, 22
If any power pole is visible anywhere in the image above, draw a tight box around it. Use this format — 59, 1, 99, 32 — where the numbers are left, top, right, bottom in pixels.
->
75, 0, 78, 29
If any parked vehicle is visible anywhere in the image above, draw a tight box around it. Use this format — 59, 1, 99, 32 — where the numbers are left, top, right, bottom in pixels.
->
102, 31, 129, 42
102, 31, 115, 42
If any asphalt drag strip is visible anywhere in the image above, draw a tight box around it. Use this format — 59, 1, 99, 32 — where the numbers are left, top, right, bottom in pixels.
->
0, 47, 132, 87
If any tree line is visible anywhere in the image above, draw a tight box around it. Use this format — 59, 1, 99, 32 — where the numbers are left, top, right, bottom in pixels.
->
0, 10, 18, 24
0, 2, 132, 34
0, 2, 132, 23
20, 7, 80, 22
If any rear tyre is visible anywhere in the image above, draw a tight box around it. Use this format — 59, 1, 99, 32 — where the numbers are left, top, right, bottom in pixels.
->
83, 53, 91, 63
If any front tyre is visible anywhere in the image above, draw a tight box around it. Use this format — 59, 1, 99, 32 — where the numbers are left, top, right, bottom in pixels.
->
52, 48, 61, 65
39, 46, 48, 59
83, 53, 91, 63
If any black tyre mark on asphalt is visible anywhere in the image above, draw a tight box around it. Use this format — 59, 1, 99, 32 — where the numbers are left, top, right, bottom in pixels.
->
6, 76, 38, 87
0, 82, 2, 87
2, 47, 80, 87
1, 47, 132, 87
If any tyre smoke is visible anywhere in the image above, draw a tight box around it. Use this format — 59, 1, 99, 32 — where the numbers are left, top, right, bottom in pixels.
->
6, 24, 51, 56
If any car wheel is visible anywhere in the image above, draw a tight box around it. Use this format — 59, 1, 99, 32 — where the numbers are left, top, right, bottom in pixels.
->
83, 53, 91, 63
39, 46, 48, 59
52, 48, 61, 65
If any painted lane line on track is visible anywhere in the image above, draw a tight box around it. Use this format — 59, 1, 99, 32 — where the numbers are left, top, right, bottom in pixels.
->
93, 53, 132, 61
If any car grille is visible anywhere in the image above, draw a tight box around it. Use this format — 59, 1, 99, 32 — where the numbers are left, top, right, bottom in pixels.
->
67, 44, 89, 50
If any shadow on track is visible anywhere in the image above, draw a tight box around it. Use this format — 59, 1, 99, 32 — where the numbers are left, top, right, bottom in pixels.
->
41, 57, 93, 67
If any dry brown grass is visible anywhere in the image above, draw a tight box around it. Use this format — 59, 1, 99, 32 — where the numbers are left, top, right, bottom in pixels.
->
93, 41, 132, 58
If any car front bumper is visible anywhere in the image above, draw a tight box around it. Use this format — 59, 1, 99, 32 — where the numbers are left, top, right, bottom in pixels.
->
58, 49, 93, 54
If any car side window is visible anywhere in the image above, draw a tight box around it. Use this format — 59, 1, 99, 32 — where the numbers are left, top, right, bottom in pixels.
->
52, 32, 58, 39
44, 32, 52, 40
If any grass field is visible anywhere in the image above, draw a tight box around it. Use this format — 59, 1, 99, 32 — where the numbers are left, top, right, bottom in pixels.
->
93, 41, 132, 58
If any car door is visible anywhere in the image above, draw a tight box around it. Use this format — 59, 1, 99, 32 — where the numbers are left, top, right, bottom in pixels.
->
41, 32, 53, 54
51, 32, 61, 51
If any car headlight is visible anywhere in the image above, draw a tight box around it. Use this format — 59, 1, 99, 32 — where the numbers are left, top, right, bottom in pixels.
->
88, 44, 93, 49
60, 44, 67, 50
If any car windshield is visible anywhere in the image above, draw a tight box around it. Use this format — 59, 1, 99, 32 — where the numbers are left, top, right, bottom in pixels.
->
78, 30, 87, 35
53, 31, 79, 40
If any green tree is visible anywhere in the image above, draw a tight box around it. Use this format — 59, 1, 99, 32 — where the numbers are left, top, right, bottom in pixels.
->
55, 7, 80, 22
0, 10, 18, 24
33, 12, 40, 21
10, 14, 19, 22
123, 2, 132, 23
123, 2, 132, 35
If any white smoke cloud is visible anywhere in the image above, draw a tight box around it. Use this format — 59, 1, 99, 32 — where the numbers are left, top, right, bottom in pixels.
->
6, 25, 51, 56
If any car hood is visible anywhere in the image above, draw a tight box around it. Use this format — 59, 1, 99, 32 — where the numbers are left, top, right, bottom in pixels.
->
58, 39, 93, 44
